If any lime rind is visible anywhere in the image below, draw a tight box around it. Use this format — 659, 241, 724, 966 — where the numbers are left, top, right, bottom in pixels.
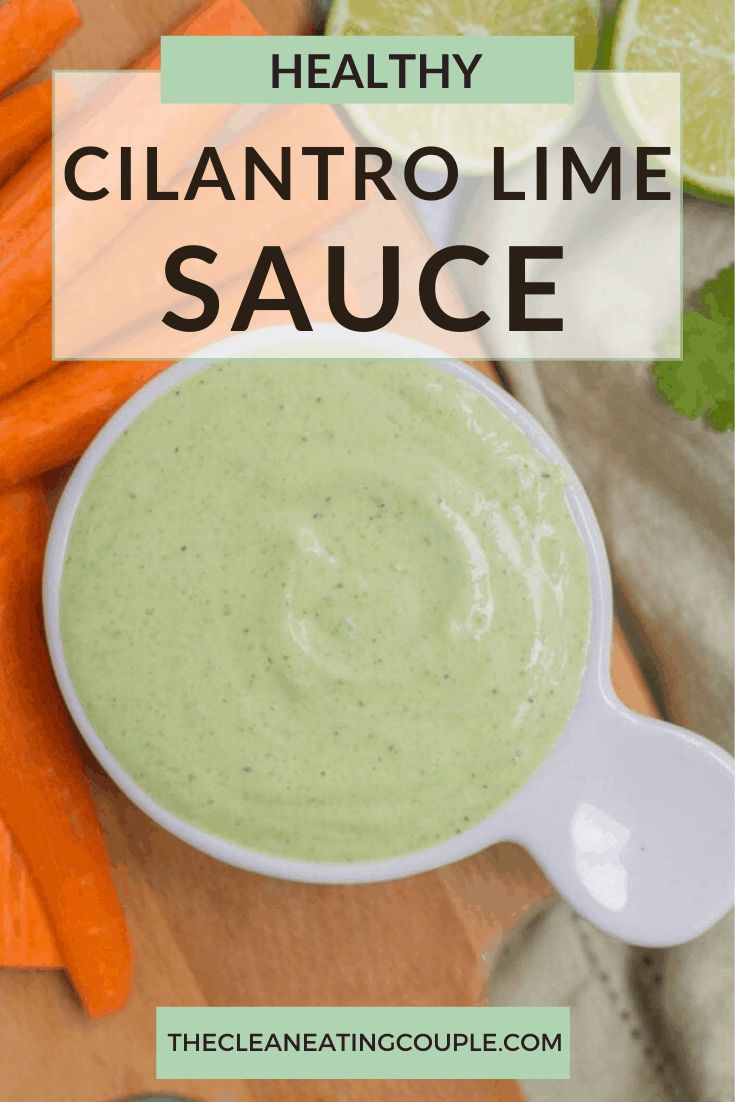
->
610, 0, 734, 200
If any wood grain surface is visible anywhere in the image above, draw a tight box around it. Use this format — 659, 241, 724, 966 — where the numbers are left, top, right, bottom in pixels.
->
0, 2, 659, 1099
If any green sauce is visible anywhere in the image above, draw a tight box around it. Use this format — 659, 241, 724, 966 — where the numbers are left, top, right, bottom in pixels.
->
60, 360, 590, 862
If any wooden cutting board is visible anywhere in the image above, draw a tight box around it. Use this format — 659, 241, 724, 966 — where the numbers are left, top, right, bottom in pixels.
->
0, 2, 659, 1099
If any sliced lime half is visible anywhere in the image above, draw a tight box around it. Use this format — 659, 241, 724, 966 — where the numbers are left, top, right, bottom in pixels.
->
326, 0, 600, 176
611, 0, 734, 199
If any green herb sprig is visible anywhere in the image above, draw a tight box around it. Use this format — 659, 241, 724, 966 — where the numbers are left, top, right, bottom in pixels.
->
654, 265, 734, 432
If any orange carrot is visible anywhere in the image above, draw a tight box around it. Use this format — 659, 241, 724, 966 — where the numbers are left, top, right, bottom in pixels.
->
0, 0, 259, 215
0, 232, 332, 400
0, 213, 50, 348
0, 481, 132, 1014
0, 360, 172, 486
132, 0, 266, 68
0, 81, 52, 186
0, 0, 81, 96
0, 303, 53, 400
0, 828, 62, 968
0, 141, 50, 239
0, 0, 269, 349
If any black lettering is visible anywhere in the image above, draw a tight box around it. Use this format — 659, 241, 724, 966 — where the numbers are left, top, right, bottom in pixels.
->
544, 1033, 563, 1052
404, 147, 458, 200
355, 147, 395, 200
637, 147, 671, 198
120, 146, 132, 201
562, 146, 621, 199
64, 146, 108, 200
522, 1034, 541, 1052
453, 52, 481, 88
419, 246, 489, 331
387, 53, 414, 88
508, 246, 563, 331
272, 53, 300, 88
184, 147, 235, 201
535, 146, 548, 200
302, 146, 345, 200
162, 245, 219, 332
328, 245, 398, 331
333, 53, 364, 88
147, 146, 178, 200
365, 55, 388, 89
231, 246, 312, 331
419, 54, 450, 88
494, 147, 525, 199
308, 54, 331, 88
245, 146, 291, 199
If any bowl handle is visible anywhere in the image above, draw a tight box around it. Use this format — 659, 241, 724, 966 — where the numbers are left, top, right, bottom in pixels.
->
505, 690, 734, 946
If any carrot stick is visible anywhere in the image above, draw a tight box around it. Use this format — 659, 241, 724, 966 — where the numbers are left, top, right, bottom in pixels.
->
0, 360, 172, 486
0, 481, 132, 1015
0, 214, 50, 348
0, 0, 269, 350
0, 81, 52, 187
0, 828, 62, 968
0, 232, 331, 399
0, 0, 81, 96
0, 303, 53, 400
0, 0, 258, 216
0, 0, 263, 219
0, 0, 266, 989
133, 0, 266, 68
0, 241, 332, 475
0, 141, 50, 240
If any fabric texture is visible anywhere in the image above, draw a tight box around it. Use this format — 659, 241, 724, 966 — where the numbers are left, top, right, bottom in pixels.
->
464, 183, 733, 1101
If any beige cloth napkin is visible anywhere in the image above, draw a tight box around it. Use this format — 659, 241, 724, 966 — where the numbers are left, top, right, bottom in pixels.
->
464, 182, 733, 1102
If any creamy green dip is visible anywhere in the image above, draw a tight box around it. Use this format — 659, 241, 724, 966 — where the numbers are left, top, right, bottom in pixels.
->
60, 360, 590, 862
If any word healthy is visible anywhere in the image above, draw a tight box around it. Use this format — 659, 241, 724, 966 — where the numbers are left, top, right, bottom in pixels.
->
270, 50, 482, 90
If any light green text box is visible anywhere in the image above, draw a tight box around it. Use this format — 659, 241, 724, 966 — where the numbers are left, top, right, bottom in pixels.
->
156, 1006, 570, 1079
160, 35, 574, 104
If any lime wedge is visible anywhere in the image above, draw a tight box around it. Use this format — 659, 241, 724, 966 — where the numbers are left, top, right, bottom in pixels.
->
611, 0, 734, 200
326, 0, 600, 175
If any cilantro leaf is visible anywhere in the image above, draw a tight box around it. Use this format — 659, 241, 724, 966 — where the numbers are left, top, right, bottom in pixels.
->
653, 265, 734, 432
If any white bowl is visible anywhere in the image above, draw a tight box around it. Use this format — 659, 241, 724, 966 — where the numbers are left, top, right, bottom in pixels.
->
44, 325, 734, 947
